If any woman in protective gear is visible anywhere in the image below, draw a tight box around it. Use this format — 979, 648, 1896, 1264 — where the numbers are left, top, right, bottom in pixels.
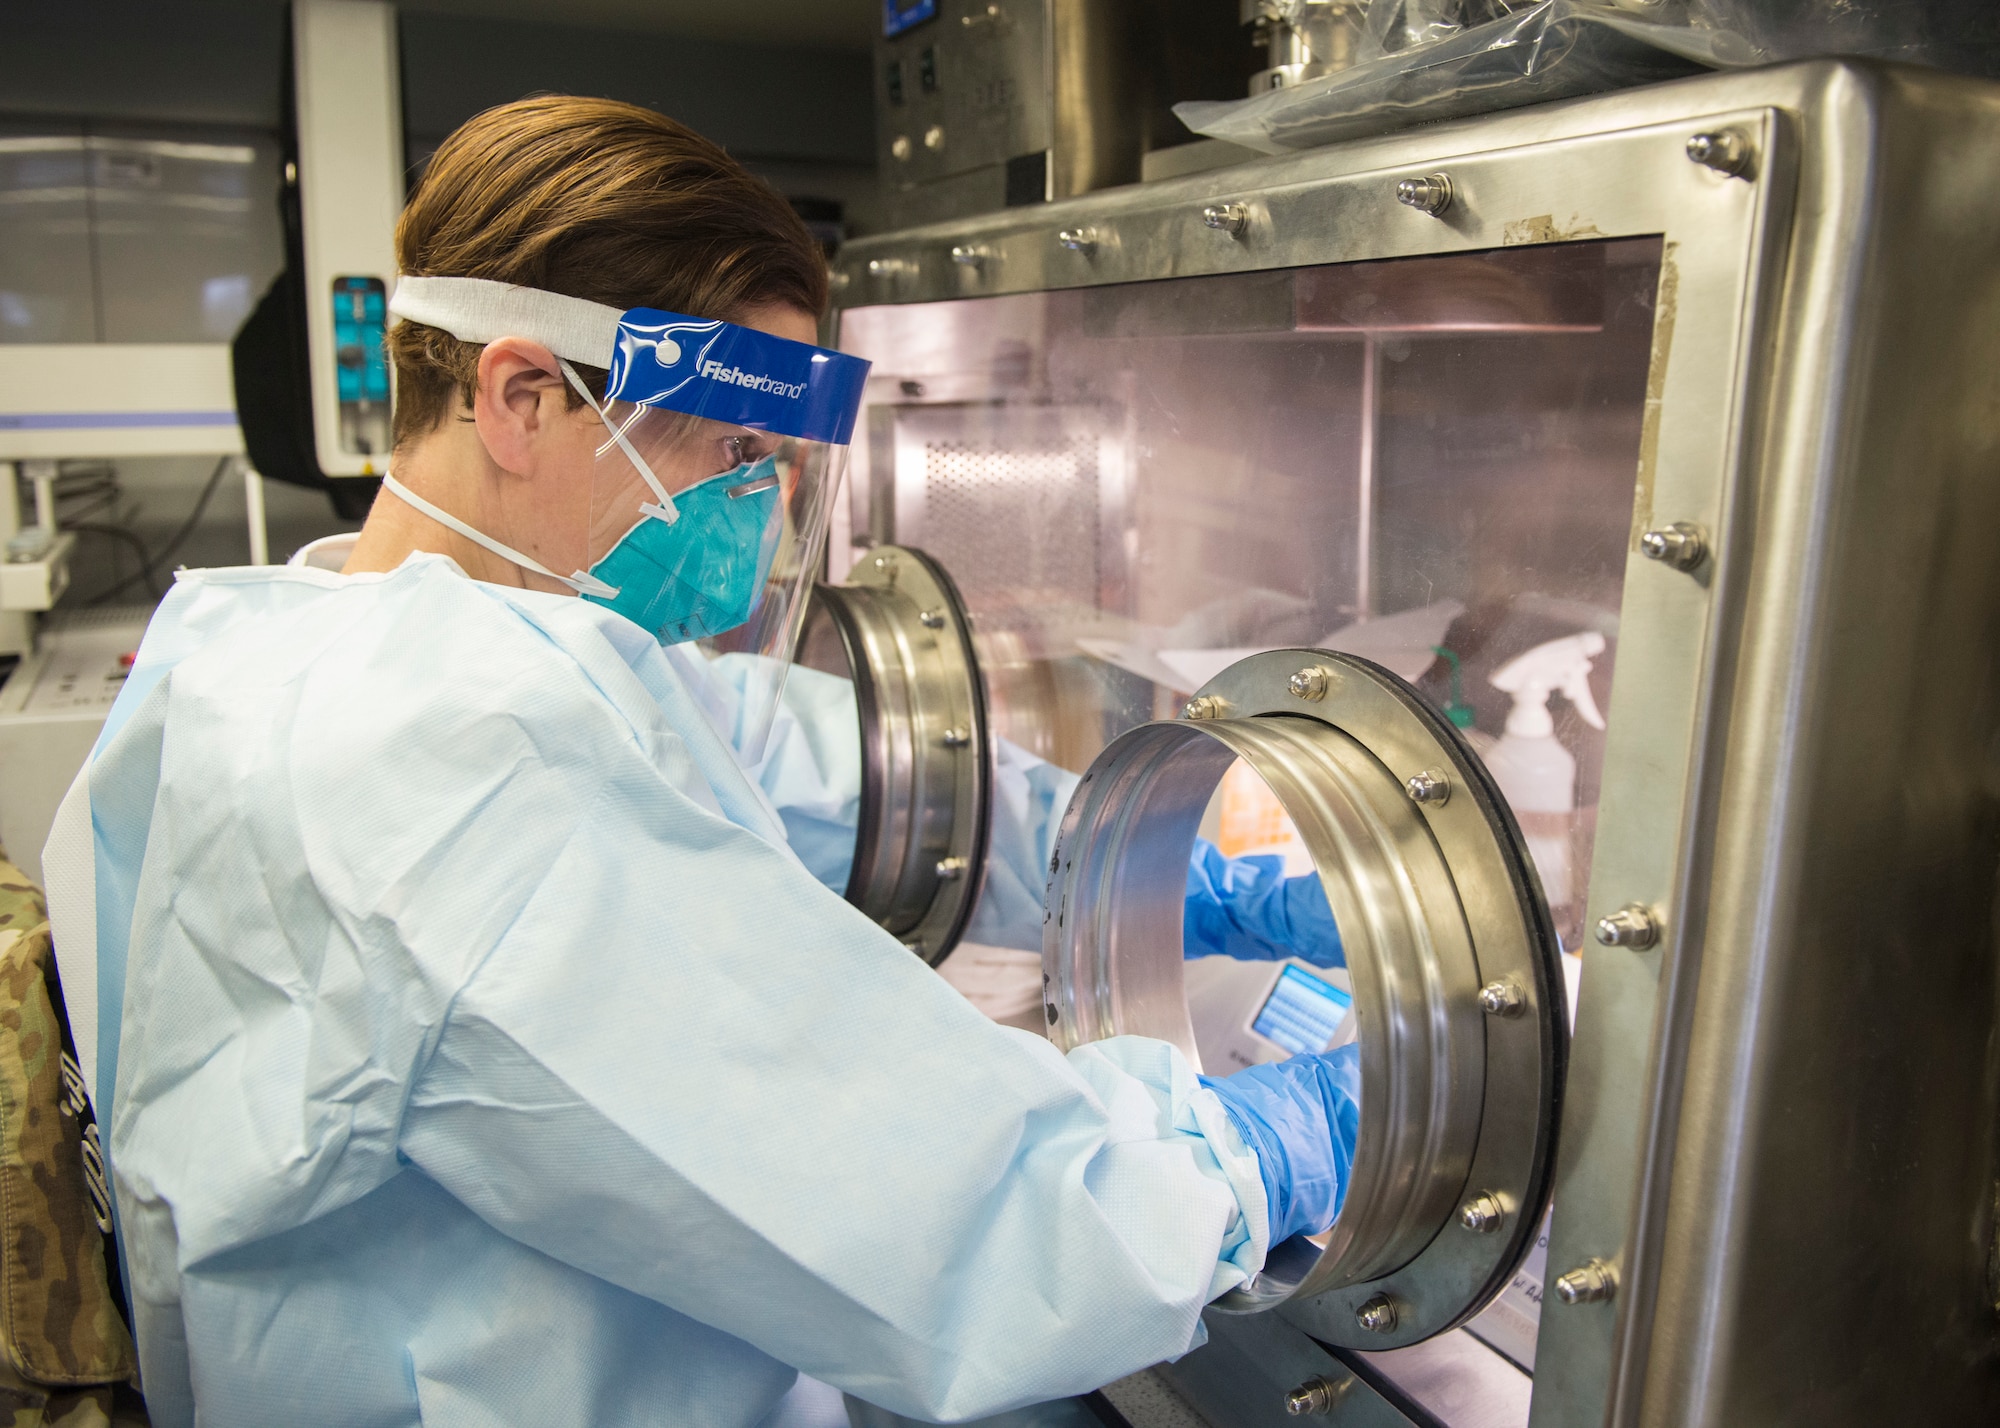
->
43, 96, 1357, 1427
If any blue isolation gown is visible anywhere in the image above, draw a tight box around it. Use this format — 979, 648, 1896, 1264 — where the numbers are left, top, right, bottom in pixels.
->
45, 555, 1270, 1428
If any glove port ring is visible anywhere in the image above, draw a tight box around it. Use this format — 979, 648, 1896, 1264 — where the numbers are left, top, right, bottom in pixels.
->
1041, 648, 1565, 1347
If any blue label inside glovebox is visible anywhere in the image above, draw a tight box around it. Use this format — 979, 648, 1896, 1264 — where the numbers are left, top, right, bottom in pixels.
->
1252, 965, 1353, 1057
884, 0, 937, 37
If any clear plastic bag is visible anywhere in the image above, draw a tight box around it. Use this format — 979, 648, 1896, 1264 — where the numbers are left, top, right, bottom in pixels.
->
1177, 0, 2000, 155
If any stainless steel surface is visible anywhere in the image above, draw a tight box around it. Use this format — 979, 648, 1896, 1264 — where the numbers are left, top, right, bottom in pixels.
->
1351, 1328, 1535, 1428
840, 58, 2000, 1427
1162, 1310, 1421, 1428
873, 0, 1142, 229
1243, 0, 1365, 96
1394, 174, 1454, 216
838, 237, 1654, 801
1591, 905, 1660, 949
1045, 0, 1141, 204
1044, 650, 1564, 1345
1285, 1375, 1352, 1415
803, 545, 990, 964
1635, 523, 1706, 572
1634, 64, 2000, 1428
1554, 1261, 1619, 1307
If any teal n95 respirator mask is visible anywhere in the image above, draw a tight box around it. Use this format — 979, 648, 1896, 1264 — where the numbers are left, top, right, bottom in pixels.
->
381, 274, 871, 757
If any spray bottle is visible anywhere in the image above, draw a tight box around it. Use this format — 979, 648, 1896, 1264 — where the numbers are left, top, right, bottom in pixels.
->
1485, 632, 1606, 910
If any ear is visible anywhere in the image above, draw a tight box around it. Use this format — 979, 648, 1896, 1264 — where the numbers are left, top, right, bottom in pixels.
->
470, 337, 577, 475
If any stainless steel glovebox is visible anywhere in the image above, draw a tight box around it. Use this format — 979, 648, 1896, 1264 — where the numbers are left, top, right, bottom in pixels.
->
817, 58, 2000, 1428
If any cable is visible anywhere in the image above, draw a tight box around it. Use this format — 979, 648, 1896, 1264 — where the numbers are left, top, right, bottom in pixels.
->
68, 523, 160, 601
55, 491, 120, 526
86, 456, 232, 606
147, 455, 233, 572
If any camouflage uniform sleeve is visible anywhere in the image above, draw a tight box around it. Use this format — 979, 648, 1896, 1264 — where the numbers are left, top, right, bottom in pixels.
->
0, 851, 138, 1425
0, 862, 46, 942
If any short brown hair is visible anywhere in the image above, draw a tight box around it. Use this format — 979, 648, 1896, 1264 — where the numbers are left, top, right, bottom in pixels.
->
389, 95, 828, 449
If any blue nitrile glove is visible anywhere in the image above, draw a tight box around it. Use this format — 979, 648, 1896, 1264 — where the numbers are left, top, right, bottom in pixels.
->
1203, 1043, 1362, 1245
1184, 837, 1344, 967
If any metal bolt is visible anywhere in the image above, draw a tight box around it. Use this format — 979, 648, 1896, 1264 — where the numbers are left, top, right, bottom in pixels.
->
1056, 227, 1098, 255
923, 124, 945, 151
1639, 521, 1707, 571
890, 135, 912, 162
1406, 769, 1451, 806
1202, 202, 1249, 236
1686, 129, 1751, 177
1284, 1376, 1350, 1416
919, 608, 947, 628
1355, 1294, 1398, 1333
941, 726, 971, 748
1478, 980, 1525, 1017
872, 553, 899, 576
934, 856, 968, 881
1595, 904, 1660, 949
1555, 1258, 1619, 1305
1461, 1192, 1507, 1234
1395, 173, 1453, 216
866, 259, 912, 283
829, 270, 852, 292
1288, 666, 1332, 701
1181, 695, 1227, 721
949, 244, 988, 269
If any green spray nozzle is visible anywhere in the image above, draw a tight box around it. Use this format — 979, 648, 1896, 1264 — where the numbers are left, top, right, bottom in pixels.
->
1431, 645, 1476, 730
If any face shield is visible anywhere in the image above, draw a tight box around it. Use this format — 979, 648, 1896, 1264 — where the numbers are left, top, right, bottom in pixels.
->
385, 276, 870, 761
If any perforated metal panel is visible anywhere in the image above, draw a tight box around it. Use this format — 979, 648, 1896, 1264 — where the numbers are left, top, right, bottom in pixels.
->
883, 405, 1125, 630
919, 436, 1099, 606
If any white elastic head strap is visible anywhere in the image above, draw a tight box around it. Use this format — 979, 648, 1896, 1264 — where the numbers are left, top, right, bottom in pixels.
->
389, 276, 620, 367
380, 473, 618, 600
390, 275, 680, 522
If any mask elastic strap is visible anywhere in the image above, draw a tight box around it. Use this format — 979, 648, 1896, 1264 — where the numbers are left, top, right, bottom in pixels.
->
559, 361, 680, 525
381, 473, 619, 600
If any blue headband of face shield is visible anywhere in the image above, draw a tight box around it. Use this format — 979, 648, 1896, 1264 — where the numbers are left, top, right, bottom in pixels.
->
383, 277, 871, 642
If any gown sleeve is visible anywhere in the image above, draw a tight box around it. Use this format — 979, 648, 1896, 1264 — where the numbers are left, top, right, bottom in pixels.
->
395, 724, 1269, 1421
